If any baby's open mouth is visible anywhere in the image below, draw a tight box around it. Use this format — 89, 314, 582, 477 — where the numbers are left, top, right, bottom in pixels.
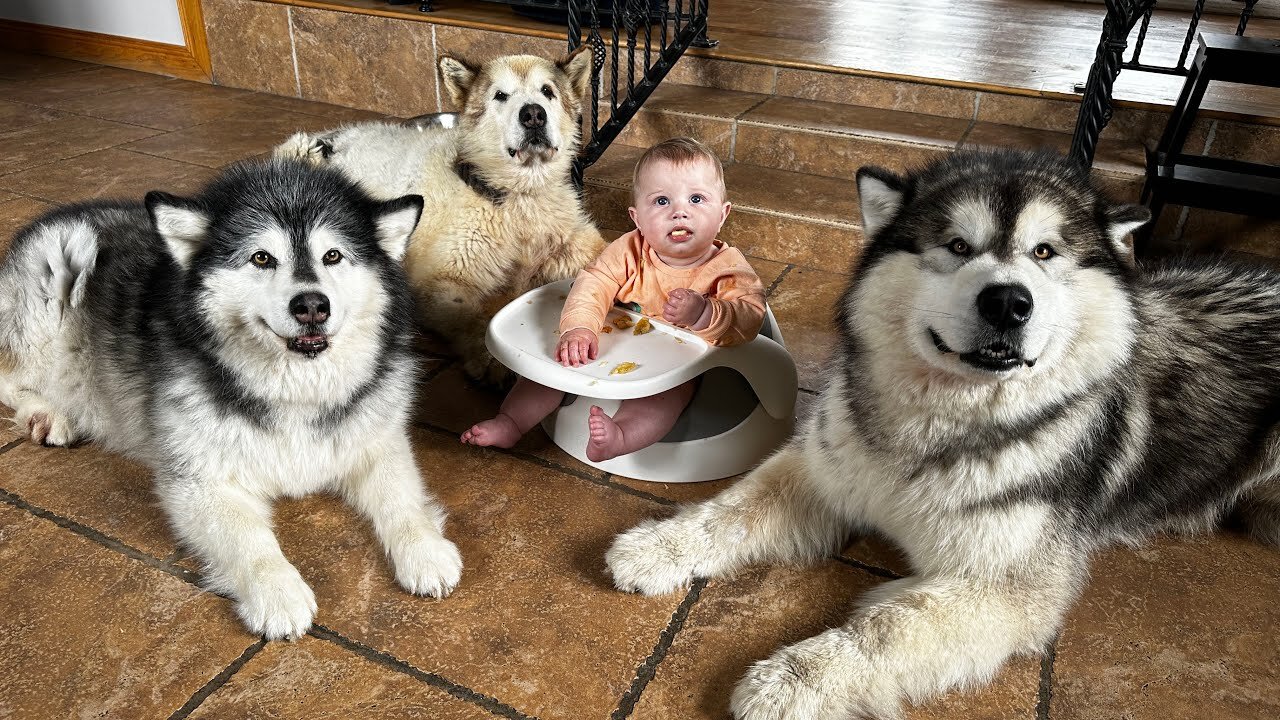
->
670, 228, 692, 240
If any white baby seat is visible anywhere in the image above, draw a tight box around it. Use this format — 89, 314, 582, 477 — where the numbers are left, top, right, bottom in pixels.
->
486, 278, 797, 483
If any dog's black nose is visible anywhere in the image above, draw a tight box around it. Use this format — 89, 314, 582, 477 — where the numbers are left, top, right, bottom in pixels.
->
519, 103, 546, 130
976, 284, 1034, 329
290, 292, 330, 325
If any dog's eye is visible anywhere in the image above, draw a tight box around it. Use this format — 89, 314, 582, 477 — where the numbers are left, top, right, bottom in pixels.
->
1034, 243, 1056, 260
493, 90, 509, 102
541, 84, 556, 100
250, 251, 275, 268
947, 238, 970, 256
322, 249, 343, 266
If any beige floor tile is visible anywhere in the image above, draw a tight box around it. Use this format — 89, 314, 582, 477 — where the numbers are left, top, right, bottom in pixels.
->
1, 65, 169, 108
1053, 533, 1280, 720
0, 148, 218, 204
666, 57, 778, 95
0, 100, 65, 133
0, 503, 254, 718
122, 107, 341, 168
0, 442, 176, 559
0, 196, 54, 247
0, 114, 161, 176
187, 636, 497, 719
47, 79, 254, 131
628, 562, 877, 719
232, 92, 390, 124
765, 266, 846, 392
0, 51, 91, 81
269, 428, 684, 719
644, 83, 771, 119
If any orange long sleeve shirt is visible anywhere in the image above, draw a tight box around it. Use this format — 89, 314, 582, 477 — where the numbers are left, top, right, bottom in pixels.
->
557, 230, 766, 347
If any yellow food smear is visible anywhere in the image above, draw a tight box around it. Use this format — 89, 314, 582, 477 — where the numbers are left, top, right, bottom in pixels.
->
633, 317, 653, 335
610, 362, 639, 375
612, 316, 634, 330
600, 326, 613, 333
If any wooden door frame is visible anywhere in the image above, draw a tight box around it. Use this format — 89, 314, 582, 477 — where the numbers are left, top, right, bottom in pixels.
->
0, 0, 213, 82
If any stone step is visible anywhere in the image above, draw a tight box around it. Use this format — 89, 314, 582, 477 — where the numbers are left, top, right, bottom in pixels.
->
583, 142, 864, 270
604, 83, 1150, 198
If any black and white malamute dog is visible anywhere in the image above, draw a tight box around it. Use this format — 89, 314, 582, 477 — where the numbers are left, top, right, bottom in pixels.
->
607, 150, 1280, 718
0, 160, 462, 640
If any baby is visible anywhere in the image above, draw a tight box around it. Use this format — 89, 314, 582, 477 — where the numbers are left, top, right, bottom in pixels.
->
461, 137, 766, 462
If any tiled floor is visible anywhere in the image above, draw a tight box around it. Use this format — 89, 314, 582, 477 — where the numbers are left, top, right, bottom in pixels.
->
1, 51, 1278, 720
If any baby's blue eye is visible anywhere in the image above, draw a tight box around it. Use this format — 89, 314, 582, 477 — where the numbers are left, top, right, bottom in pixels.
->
691, 194, 704, 204
655, 196, 669, 206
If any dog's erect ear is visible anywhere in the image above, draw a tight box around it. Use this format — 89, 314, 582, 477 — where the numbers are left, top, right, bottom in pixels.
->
374, 195, 424, 261
146, 191, 209, 270
558, 45, 594, 101
439, 55, 479, 107
1105, 203, 1150, 267
856, 166, 907, 238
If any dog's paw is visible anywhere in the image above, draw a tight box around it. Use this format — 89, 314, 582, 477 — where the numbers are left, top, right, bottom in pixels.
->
605, 518, 702, 595
730, 630, 895, 720
236, 561, 318, 641
390, 530, 463, 598
273, 131, 331, 165
22, 408, 77, 447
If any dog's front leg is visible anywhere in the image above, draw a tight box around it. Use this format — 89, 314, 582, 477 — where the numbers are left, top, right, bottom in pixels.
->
532, 225, 606, 287
730, 564, 1081, 720
160, 477, 316, 641
341, 435, 462, 598
606, 443, 846, 595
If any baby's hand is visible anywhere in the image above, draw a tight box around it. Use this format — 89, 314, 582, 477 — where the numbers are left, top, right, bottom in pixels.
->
557, 328, 598, 367
662, 289, 707, 327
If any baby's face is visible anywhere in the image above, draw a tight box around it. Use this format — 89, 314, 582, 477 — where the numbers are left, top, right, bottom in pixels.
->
629, 157, 731, 267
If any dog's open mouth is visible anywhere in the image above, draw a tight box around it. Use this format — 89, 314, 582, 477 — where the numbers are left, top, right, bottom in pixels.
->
508, 137, 557, 164
286, 333, 329, 357
929, 329, 1035, 371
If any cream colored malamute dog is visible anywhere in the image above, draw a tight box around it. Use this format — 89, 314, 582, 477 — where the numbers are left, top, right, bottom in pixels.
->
276, 50, 605, 381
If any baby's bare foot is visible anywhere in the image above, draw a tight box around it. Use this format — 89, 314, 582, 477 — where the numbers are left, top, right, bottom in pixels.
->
460, 414, 522, 448
586, 405, 628, 462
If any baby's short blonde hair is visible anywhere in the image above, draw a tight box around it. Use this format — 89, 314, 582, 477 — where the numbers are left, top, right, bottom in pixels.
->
631, 137, 727, 202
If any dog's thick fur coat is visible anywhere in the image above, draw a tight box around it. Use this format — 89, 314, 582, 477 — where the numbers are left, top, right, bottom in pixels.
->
276, 50, 605, 381
606, 150, 1280, 718
0, 160, 462, 639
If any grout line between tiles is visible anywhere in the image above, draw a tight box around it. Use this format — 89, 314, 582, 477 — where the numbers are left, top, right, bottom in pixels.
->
432, 25, 443, 114
956, 117, 978, 149
0, 485, 202, 585
1035, 636, 1058, 720
832, 554, 902, 580
310, 624, 538, 720
610, 578, 707, 719
287, 7, 303, 99
765, 264, 793, 297
0, 437, 26, 456
166, 639, 267, 720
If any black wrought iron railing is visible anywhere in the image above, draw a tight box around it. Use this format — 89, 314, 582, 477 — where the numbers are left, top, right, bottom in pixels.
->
1069, 0, 1261, 167
388, 1, 713, 186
